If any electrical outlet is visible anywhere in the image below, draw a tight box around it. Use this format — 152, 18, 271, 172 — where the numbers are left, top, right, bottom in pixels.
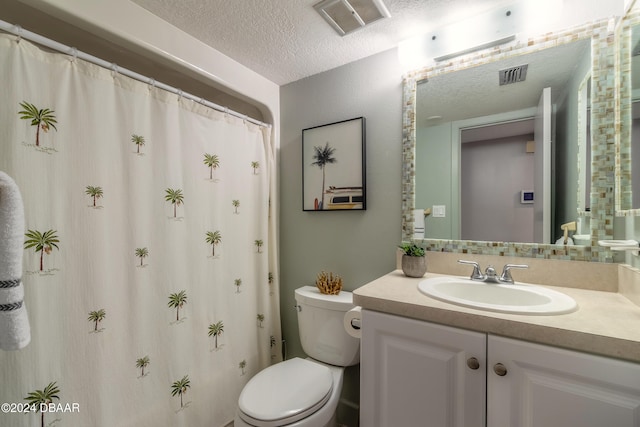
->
433, 205, 446, 218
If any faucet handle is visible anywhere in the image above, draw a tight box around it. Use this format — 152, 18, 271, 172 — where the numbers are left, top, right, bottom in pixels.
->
499, 264, 528, 284
458, 260, 484, 281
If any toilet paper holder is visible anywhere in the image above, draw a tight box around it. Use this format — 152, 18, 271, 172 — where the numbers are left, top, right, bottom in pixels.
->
344, 306, 362, 339
350, 318, 361, 329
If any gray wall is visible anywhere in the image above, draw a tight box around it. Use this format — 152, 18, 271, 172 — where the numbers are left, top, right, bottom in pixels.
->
554, 43, 592, 237
461, 135, 535, 242
416, 123, 454, 238
280, 47, 404, 423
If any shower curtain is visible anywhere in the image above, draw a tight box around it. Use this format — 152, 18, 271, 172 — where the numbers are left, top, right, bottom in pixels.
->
0, 32, 280, 427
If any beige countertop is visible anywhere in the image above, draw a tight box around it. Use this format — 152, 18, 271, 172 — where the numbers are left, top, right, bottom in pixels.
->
353, 270, 640, 363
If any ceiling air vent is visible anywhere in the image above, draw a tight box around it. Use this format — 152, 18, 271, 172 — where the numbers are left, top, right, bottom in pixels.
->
499, 64, 528, 86
314, 0, 391, 36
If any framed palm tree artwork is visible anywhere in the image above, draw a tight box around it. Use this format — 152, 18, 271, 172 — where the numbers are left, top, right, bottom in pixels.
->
302, 117, 366, 211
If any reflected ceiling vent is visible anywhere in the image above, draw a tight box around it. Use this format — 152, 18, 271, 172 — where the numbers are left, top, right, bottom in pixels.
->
314, 0, 391, 36
499, 64, 528, 86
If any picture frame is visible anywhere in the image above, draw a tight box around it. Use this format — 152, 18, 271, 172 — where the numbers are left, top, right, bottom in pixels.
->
302, 117, 366, 211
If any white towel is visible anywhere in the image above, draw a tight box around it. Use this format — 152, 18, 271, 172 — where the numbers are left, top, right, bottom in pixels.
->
598, 239, 640, 250
413, 209, 425, 238
555, 237, 574, 246
0, 171, 31, 350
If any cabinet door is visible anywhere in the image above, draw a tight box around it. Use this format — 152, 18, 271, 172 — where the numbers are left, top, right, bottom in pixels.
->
488, 335, 640, 427
360, 310, 486, 427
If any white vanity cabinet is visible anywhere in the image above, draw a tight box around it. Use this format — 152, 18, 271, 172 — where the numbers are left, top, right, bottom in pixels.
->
360, 309, 487, 427
360, 309, 640, 427
487, 334, 640, 427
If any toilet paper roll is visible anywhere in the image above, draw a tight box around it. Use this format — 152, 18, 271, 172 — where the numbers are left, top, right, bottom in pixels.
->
344, 306, 362, 339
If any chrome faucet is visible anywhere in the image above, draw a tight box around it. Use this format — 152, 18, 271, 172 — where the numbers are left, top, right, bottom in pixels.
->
458, 260, 528, 284
483, 265, 499, 283
457, 260, 484, 281
499, 263, 528, 284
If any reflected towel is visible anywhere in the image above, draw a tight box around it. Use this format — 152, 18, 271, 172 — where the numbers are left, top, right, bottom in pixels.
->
0, 171, 31, 350
555, 237, 574, 246
598, 239, 640, 251
413, 209, 425, 238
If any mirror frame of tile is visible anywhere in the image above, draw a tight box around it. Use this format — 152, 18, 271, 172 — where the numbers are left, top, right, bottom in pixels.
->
616, 6, 640, 216
401, 19, 616, 262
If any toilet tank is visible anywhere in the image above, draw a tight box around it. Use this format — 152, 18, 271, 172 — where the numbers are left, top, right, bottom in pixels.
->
295, 286, 360, 366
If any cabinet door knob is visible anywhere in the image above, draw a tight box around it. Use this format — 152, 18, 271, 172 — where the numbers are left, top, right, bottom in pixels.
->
493, 363, 507, 376
466, 357, 480, 370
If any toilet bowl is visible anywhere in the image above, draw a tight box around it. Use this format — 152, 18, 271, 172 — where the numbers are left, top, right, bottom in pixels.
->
234, 286, 360, 427
234, 358, 344, 427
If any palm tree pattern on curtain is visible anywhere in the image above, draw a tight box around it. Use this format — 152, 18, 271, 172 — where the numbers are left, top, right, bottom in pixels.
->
135, 247, 149, 266
168, 290, 187, 322
171, 375, 191, 409
205, 230, 222, 257
136, 356, 150, 376
18, 101, 57, 148
1, 36, 280, 427
268, 272, 275, 295
88, 309, 106, 332
208, 320, 224, 349
203, 153, 220, 180
23, 229, 59, 272
131, 134, 145, 154
85, 185, 103, 208
24, 381, 60, 427
165, 188, 184, 218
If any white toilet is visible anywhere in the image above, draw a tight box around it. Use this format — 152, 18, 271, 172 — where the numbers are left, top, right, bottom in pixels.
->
234, 286, 360, 427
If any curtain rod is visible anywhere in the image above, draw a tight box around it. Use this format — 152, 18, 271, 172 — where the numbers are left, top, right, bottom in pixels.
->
0, 19, 271, 129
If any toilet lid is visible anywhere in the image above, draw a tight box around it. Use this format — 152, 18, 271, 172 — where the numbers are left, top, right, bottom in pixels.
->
238, 358, 333, 426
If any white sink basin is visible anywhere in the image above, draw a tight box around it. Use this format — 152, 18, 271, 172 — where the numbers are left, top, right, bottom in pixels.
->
418, 276, 578, 315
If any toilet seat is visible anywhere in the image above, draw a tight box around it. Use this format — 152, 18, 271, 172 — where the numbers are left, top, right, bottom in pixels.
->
238, 358, 334, 426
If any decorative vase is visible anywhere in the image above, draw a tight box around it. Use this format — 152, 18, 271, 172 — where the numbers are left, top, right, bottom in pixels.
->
402, 255, 427, 278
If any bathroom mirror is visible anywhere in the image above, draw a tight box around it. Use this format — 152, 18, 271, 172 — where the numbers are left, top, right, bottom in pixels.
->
576, 74, 591, 218
415, 40, 590, 244
402, 20, 616, 261
616, 4, 640, 214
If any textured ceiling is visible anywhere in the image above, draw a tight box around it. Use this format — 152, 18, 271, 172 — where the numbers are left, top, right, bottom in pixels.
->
131, 0, 514, 85
417, 39, 592, 129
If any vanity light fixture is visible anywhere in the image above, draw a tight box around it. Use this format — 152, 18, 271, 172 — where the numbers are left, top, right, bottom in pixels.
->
398, 3, 523, 67
314, 0, 391, 36
431, 4, 521, 62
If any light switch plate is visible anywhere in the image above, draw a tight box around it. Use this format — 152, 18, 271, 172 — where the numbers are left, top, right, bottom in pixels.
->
433, 205, 446, 218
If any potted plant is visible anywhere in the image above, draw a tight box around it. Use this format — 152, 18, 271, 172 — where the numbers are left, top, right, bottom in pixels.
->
398, 243, 427, 278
